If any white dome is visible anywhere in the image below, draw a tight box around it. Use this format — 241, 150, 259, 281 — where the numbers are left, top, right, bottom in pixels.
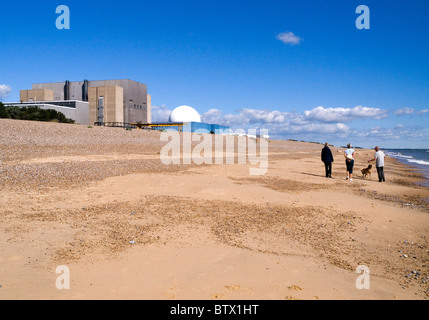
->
169, 105, 201, 123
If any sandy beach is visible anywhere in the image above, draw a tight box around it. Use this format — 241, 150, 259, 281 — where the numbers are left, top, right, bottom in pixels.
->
0, 119, 428, 300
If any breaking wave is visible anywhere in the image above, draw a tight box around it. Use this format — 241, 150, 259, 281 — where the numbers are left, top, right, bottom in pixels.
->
407, 159, 429, 166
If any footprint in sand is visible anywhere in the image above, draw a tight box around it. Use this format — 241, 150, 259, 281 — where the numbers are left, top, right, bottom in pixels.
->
211, 293, 225, 299
163, 291, 176, 300
288, 285, 303, 291
223, 284, 254, 297
162, 280, 179, 300
224, 284, 242, 291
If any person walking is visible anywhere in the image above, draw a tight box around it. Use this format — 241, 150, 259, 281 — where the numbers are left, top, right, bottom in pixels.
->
321, 143, 334, 178
344, 143, 355, 181
368, 146, 386, 182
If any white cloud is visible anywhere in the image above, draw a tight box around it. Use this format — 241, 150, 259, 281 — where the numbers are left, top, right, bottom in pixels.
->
201, 108, 224, 125
0, 84, 12, 100
276, 32, 302, 45
152, 105, 386, 134
394, 107, 429, 116
394, 107, 415, 116
151, 105, 172, 123
304, 106, 388, 123
149, 104, 429, 146
284, 122, 350, 135
353, 123, 429, 143
202, 108, 292, 127
201, 108, 350, 137
417, 109, 429, 115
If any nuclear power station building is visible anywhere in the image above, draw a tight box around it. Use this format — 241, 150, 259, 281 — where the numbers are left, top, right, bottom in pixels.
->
11, 79, 152, 125
6, 79, 232, 135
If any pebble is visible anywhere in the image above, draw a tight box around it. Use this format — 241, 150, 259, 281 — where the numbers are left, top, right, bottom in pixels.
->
0, 120, 177, 192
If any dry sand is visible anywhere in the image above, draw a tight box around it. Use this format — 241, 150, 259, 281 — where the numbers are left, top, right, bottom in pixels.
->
0, 119, 428, 300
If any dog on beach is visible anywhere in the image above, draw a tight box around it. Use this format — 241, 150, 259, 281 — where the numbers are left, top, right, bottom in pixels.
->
361, 164, 373, 179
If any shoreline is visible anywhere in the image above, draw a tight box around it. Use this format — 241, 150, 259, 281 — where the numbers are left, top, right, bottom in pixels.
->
387, 156, 429, 188
390, 157, 429, 189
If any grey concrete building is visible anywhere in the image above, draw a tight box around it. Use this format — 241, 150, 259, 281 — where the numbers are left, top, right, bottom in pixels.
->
32, 79, 151, 124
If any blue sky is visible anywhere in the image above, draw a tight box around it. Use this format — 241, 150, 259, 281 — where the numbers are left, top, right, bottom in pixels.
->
0, 0, 428, 148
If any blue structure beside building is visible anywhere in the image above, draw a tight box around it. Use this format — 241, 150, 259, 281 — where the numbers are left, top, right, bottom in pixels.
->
184, 122, 230, 134
151, 122, 230, 134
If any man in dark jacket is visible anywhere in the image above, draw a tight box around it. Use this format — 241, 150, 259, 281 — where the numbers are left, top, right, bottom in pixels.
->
321, 143, 334, 178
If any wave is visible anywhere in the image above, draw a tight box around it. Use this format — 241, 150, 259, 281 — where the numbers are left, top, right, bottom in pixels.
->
387, 152, 414, 159
407, 159, 429, 166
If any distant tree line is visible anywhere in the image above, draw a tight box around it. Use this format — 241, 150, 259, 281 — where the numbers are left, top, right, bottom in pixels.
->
0, 102, 75, 124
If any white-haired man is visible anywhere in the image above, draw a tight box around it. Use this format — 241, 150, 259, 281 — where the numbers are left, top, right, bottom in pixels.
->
368, 146, 386, 182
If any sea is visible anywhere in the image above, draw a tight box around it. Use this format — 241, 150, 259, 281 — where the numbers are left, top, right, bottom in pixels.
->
385, 149, 429, 187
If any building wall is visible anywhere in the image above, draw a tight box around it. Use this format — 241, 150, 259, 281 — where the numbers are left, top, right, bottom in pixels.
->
32, 82, 67, 100
20, 89, 54, 102
88, 86, 124, 124
32, 81, 87, 101
4, 101, 90, 125
50, 101, 89, 125
33, 79, 150, 124
147, 94, 152, 124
